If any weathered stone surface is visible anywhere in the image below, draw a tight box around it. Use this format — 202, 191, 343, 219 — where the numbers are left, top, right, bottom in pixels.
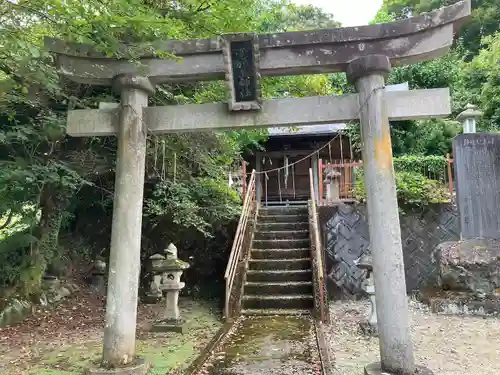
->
41, 276, 74, 303
112, 74, 155, 95
47, 286, 71, 303
453, 133, 500, 239
0, 298, 33, 327
45, 1, 470, 58
44, 1, 470, 84
436, 239, 500, 297
346, 55, 391, 83
66, 88, 451, 136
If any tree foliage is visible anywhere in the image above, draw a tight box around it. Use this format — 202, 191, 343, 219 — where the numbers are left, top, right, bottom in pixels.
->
354, 170, 450, 207
0, 0, 339, 296
346, 0, 500, 157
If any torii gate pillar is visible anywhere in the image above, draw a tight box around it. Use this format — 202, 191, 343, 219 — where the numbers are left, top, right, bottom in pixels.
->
347, 56, 420, 375
102, 74, 154, 369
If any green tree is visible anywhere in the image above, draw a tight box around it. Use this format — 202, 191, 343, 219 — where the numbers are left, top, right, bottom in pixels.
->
453, 32, 500, 129
0, 0, 338, 296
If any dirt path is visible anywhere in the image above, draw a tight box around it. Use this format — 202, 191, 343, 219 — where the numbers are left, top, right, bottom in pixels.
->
196, 315, 322, 375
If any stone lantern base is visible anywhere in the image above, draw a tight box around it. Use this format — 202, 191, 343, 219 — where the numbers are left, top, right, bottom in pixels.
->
152, 318, 186, 333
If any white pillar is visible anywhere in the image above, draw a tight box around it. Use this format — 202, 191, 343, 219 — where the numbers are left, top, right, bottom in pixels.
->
311, 154, 320, 204
346, 56, 416, 375
102, 74, 154, 367
256, 152, 262, 203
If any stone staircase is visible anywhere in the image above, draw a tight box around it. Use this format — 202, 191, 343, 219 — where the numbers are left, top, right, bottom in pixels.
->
241, 205, 314, 316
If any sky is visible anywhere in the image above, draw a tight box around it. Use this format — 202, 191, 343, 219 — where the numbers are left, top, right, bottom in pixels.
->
291, 0, 384, 27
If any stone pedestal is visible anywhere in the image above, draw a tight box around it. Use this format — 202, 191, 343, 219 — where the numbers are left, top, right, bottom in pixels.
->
427, 133, 500, 318
150, 243, 190, 333
427, 239, 500, 316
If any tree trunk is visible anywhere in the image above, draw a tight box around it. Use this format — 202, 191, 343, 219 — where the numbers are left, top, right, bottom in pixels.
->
20, 185, 70, 295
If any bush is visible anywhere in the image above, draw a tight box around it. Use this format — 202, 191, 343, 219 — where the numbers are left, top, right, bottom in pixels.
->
354, 170, 450, 207
393, 155, 447, 178
0, 231, 38, 292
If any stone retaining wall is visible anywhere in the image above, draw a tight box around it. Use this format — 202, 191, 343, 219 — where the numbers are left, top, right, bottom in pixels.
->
318, 203, 460, 299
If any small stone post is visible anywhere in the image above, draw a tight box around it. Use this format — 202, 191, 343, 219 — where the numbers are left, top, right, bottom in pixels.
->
102, 74, 154, 370
152, 243, 190, 333
357, 255, 377, 336
325, 167, 341, 201
346, 55, 425, 375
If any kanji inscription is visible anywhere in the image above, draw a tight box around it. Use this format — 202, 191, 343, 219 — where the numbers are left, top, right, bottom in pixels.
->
222, 33, 262, 111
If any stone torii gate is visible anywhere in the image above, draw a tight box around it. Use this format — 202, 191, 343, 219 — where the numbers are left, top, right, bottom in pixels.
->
46, 1, 470, 374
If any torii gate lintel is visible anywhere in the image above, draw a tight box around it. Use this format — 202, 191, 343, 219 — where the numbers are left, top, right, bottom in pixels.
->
44, 0, 470, 85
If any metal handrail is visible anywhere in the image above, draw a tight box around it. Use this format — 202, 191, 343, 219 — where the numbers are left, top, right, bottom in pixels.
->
224, 170, 257, 318
309, 168, 326, 323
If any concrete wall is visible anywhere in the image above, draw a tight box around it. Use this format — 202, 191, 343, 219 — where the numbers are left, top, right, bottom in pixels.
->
318, 203, 460, 299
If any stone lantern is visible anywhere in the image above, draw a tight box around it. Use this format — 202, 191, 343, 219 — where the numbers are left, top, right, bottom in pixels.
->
357, 254, 378, 337
151, 243, 190, 333
325, 166, 342, 201
145, 253, 165, 303
90, 258, 107, 295
457, 103, 483, 134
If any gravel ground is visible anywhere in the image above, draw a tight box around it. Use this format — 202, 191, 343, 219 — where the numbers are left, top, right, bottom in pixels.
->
327, 299, 500, 375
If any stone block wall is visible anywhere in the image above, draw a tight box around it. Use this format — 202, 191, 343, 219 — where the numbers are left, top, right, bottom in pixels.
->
318, 203, 460, 300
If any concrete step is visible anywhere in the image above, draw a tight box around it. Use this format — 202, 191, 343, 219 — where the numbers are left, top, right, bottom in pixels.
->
251, 248, 310, 260
241, 308, 311, 316
242, 294, 314, 310
252, 238, 310, 249
258, 214, 308, 223
244, 281, 313, 295
257, 222, 309, 231
248, 258, 311, 271
246, 269, 312, 283
259, 206, 308, 215
254, 230, 309, 241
